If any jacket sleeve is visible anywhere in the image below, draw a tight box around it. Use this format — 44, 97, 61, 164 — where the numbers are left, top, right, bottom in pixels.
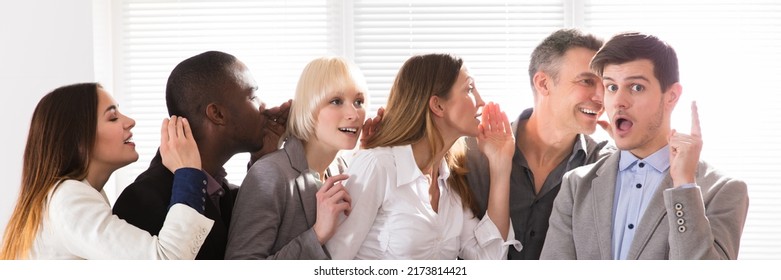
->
50, 180, 214, 259
663, 176, 749, 259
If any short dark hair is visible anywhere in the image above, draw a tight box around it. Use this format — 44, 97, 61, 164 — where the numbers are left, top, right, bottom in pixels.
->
165, 51, 239, 131
590, 32, 679, 91
528, 28, 603, 92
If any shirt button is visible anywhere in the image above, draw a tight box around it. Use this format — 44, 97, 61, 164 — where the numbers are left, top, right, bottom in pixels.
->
202, 188, 206, 194
676, 210, 684, 217
674, 203, 683, 210
530, 231, 536, 237
202, 180, 207, 185
678, 225, 686, 233
628, 224, 635, 229
635, 183, 642, 189
677, 218, 685, 225
639, 162, 645, 168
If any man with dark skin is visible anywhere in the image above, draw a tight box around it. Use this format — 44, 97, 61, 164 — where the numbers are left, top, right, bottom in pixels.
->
113, 51, 290, 259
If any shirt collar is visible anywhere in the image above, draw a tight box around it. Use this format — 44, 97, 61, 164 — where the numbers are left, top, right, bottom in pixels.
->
204, 168, 227, 196
391, 145, 451, 187
618, 145, 671, 172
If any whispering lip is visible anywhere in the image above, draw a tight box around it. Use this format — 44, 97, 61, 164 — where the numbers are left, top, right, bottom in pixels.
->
338, 127, 359, 134
579, 107, 601, 117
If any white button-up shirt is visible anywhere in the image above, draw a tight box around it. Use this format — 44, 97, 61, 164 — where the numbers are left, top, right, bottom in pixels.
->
327, 145, 520, 259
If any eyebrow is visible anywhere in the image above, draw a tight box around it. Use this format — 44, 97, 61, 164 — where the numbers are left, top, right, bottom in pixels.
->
103, 105, 117, 114
576, 72, 598, 79
602, 75, 650, 83
625, 75, 650, 82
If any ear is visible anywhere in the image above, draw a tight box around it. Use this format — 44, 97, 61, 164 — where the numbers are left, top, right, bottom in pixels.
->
205, 103, 226, 125
532, 71, 551, 96
429, 95, 445, 117
664, 82, 682, 111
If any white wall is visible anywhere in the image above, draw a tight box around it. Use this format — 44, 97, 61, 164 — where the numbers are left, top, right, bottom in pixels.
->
0, 0, 96, 235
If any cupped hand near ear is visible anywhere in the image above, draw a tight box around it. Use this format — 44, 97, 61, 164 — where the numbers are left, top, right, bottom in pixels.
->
360, 107, 384, 148
250, 99, 292, 165
160, 115, 202, 172
476, 102, 515, 174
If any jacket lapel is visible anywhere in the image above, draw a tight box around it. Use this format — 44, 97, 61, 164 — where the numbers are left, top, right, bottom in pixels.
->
592, 152, 620, 259
285, 137, 318, 227
296, 173, 318, 226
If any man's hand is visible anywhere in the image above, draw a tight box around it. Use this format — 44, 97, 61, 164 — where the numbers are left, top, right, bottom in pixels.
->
669, 101, 702, 187
360, 107, 384, 148
250, 99, 292, 165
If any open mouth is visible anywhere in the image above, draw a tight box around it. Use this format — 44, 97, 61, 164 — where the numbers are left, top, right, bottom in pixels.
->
615, 118, 634, 133
124, 135, 134, 144
338, 127, 358, 134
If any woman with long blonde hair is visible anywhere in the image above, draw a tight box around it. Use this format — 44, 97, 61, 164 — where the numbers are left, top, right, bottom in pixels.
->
1, 83, 213, 259
327, 53, 520, 259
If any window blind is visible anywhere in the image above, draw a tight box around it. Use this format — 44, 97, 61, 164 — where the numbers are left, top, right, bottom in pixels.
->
353, 0, 566, 119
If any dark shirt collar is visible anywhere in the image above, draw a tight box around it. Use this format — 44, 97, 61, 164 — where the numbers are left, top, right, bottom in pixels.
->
204, 168, 227, 196
514, 107, 590, 163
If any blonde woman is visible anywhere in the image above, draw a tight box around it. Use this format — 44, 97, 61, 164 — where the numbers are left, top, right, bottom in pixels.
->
327, 53, 521, 259
225, 57, 367, 259
1, 83, 213, 259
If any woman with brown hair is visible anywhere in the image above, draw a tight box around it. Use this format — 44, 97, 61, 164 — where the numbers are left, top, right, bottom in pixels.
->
1, 83, 213, 259
326, 53, 520, 259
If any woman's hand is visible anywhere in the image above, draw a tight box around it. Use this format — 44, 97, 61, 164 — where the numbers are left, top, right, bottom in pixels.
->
476, 102, 514, 173
160, 115, 202, 172
313, 174, 352, 245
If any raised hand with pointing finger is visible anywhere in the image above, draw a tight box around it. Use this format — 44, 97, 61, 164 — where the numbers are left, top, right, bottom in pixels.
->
668, 101, 703, 187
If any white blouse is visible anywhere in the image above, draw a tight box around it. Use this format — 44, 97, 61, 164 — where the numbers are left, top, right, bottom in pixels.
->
326, 145, 520, 260
29, 179, 213, 259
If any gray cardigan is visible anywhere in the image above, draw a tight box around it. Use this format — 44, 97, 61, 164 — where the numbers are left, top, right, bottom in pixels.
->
225, 137, 344, 259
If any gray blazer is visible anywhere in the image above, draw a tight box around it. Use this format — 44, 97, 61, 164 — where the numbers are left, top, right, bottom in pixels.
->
225, 137, 343, 259
541, 151, 749, 259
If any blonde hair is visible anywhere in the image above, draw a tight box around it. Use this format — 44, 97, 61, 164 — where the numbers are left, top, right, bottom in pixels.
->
364, 53, 477, 214
288, 56, 368, 141
2, 83, 99, 259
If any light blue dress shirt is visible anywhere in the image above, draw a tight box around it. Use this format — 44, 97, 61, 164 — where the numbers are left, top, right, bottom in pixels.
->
611, 146, 670, 260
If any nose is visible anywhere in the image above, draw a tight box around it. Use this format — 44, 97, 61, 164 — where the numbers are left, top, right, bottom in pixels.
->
473, 88, 486, 108
612, 88, 631, 110
345, 102, 361, 121
125, 114, 136, 130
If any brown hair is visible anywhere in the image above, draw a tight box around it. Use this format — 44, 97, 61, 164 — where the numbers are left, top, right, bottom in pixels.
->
364, 53, 478, 215
590, 32, 679, 91
1, 83, 99, 259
